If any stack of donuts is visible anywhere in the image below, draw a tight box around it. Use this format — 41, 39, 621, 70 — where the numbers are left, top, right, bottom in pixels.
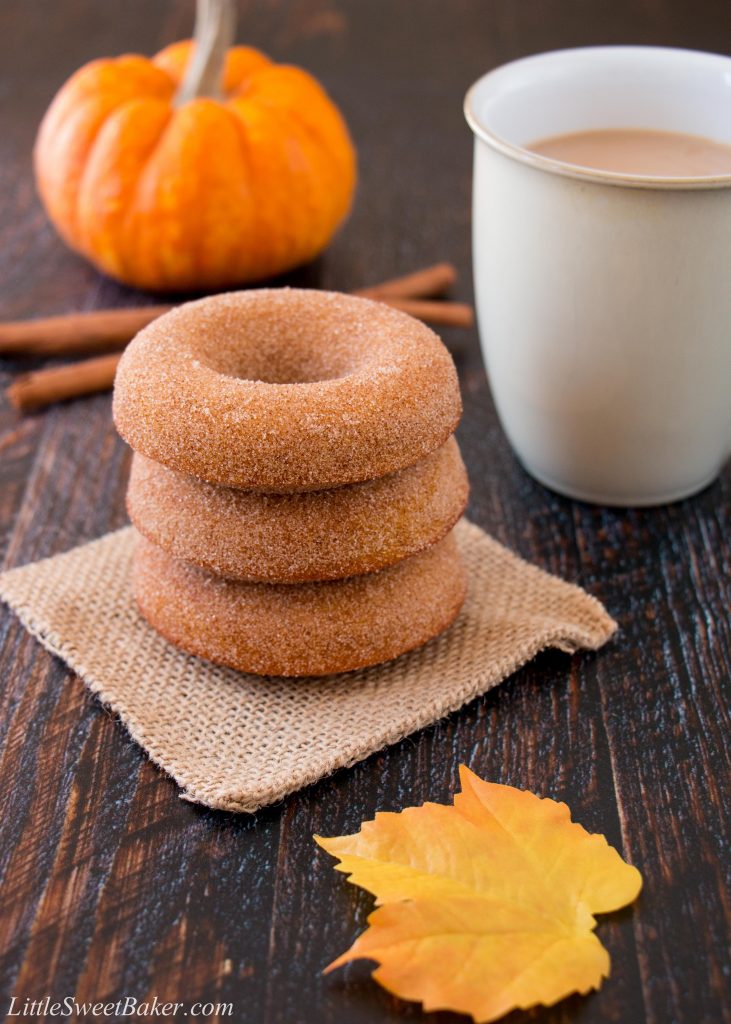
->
113, 289, 468, 677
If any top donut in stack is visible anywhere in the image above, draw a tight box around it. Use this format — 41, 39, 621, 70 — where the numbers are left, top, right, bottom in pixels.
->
113, 289, 469, 676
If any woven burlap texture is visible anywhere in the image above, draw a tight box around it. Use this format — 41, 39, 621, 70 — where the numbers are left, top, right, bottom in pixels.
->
0, 520, 616, 813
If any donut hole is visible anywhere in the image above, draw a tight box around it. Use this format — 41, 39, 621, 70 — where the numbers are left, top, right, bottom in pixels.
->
190, 299, 379, 384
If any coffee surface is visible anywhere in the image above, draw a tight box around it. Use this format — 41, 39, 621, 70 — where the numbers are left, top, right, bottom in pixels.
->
528, 128, 731, 177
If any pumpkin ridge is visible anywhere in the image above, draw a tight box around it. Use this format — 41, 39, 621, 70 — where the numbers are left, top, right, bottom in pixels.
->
242, 65, 355, 184
119, 104, 177, 287
237, 90, 353, 257
152, 41, 195, 86
213, 101, 255, 274
224, 60, 272, 100
279, 100, 355, 222
35, 97, 104, 246
165, 99, 217, 286
128, 98, 257, 290
75, 97, 171, 279
73, 121, 113, 263
43, 59, 173, 245
227, 97, 322, 277
58, 55, 169, 103
36, 57, 173, 244
221, 102, 274, 279
46, 59, 172, 144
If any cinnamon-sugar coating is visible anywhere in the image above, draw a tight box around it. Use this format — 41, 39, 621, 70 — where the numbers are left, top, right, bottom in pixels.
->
127, 437, 468, 583
113, 289, 462, 491
133, 529, 467, 677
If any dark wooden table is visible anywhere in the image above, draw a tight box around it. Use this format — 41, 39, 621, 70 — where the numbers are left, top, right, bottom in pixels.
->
1, 2, 729, 1022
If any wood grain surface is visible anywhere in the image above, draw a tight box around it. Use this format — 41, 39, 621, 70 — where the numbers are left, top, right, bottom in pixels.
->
0, 2, 729, 1023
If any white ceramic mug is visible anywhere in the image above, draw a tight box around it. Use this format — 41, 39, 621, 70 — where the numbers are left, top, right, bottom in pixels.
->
465, 46, 731, 506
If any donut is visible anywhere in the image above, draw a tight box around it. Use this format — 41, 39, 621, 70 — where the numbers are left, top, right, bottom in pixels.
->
133, 529, 467, 677
126, 437, 468, 584
113, 289, 462, 491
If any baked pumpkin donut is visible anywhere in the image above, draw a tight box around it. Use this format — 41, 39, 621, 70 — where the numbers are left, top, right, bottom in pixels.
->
133, 529, 467, 677
127, 437, 468, 583
113, 289, 462, 491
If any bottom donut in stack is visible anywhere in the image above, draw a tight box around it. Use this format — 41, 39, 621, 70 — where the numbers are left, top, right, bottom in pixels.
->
114, 288, 468, 677
133, 531, 466, 678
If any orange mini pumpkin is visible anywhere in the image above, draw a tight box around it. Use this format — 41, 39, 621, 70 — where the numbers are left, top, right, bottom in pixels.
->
33, 0, 356, 292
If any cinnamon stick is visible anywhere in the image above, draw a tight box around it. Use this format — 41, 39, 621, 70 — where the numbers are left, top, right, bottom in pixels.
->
7, 354, 122, 413
381, 297, 473, 328
3, 263, 474, 412
0, 295, 471, 361
0, 306, 171, 357
355, 262, 457, 300
0, 263, 466, 360
5, 294, 474, 412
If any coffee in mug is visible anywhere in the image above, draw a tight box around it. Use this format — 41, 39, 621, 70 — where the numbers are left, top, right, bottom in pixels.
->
528, 128, 731, 177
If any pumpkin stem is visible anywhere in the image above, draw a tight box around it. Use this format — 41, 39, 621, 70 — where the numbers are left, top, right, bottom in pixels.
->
175, 0, 236, 105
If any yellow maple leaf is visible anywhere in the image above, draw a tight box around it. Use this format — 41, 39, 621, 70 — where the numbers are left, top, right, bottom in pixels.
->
315, 765, 642, 1023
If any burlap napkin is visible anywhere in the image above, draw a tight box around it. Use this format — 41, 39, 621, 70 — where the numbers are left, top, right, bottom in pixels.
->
0, 520, 616, 813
